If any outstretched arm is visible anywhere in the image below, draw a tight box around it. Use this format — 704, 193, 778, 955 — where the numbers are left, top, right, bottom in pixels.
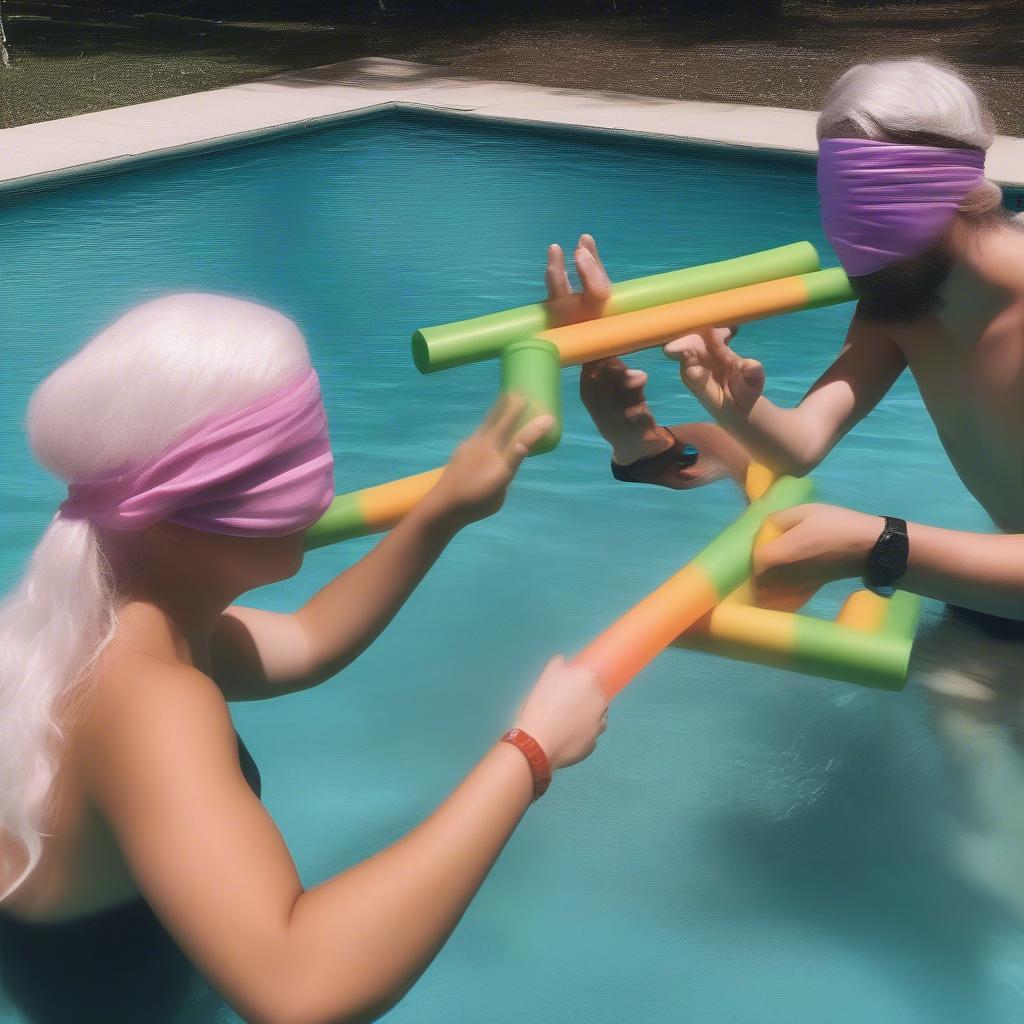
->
212, 398, 551, 700
754, 503, 1024, 621
665, 308, 907, 477
84, 655, 605, 1024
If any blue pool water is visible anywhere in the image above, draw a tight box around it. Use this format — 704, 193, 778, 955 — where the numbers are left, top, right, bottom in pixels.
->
2, 111, 1023, 1023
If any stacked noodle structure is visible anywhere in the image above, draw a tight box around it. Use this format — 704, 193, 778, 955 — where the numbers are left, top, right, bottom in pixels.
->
577, 467, 920, 697
303, 241, 920, 695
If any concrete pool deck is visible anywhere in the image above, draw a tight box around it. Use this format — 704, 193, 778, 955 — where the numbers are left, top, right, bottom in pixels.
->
2, 56, 1024, 191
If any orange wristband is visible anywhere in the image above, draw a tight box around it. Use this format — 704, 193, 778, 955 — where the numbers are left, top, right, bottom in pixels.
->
500, 728, 552, 801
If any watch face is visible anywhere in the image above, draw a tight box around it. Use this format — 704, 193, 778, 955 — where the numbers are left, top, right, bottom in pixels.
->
877, 540, 905, 570
868, 524, 909, 586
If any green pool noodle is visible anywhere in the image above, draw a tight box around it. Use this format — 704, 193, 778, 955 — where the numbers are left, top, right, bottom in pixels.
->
304, 490, 368, 549
500, 338, 563, 455
412, 241, 821, 373
801, 266, 857, 308
681, 612, 916, 691
693, 474, 817, 598
880, 589, 923, 640
678, 583, 922, 691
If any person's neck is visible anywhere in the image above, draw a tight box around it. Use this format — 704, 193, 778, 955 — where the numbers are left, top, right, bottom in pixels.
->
113, 579, 240, 674
937, 220, 1021, 334
947, 219, 1023, 287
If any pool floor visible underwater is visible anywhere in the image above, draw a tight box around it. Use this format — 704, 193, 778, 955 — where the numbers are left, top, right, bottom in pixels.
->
2, 110, 1024, 1023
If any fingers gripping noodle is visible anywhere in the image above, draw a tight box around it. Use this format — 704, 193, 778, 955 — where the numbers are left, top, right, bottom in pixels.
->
307, 243, 852, 546
302, 339, 562, 547
303, 241, 918, 690
411, 242, 822, 373
571, 474, 813, 697
574, 467, 921, 697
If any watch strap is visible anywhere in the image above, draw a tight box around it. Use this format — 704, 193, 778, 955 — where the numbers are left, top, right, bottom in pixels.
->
864, 515, 909, 594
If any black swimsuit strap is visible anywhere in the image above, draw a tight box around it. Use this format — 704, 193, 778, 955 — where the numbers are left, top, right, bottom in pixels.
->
236, 732, 262, 799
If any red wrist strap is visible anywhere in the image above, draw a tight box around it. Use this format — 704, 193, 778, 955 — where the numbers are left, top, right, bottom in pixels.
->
500, 728, 552, 801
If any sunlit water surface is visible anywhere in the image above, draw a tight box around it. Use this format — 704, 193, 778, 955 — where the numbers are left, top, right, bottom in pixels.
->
2, 110, 1023, 1023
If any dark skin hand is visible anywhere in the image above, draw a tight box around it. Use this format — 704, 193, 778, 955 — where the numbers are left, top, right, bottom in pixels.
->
546, 234, 751, 490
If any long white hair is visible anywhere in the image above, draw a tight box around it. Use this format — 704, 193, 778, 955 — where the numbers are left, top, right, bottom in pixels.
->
0, 292, 312, 900
818, 58, 1003, 217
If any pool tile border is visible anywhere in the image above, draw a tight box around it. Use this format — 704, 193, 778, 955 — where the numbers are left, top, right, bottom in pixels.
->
2, 57, 1023, 193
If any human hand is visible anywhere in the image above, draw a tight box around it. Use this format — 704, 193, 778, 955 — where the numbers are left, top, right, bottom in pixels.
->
545, 235, 672, 467
753, 503, 883, 609
514, 656, 608, 771
430, 395, 554, 528
663, 325, 764, 422
545, 232, 613, 313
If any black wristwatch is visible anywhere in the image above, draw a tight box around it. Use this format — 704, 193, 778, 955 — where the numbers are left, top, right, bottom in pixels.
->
863, 516, 909, 597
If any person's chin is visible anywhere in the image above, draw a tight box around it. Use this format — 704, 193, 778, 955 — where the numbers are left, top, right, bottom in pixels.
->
855, 289, 945, 323
850, 249, 952, 323
244, 533, 306, 586
274, 535, 306, 581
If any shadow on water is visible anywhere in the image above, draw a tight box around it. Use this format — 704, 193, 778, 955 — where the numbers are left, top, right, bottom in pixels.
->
704, 689, 1021, 1021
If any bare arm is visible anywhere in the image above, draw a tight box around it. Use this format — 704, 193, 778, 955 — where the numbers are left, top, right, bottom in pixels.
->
666, 310, 907, 476
901, 523, 1024, 619
84, 656, 605, 1024
211, 494, 460, 700
754, 504, 1024, 621
211, 400, 552, 701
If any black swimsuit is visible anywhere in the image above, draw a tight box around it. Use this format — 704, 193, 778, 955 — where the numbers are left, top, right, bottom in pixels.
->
0, 734, 261, 1024
947, 603, 1024, 642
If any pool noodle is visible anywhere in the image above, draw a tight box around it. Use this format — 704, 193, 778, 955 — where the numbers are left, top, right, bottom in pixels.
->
306, 269, 854, 550
412, 242, 820, 373
500, 338, 563, 455
538, 269, 854, 366
304, 467, 446, 549
304, 341, 563, 549
572, 475, 815, 697
675, 590, 920, 691
668, 471, 920, 691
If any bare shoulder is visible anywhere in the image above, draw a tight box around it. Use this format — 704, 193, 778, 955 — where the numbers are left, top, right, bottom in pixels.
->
81, 651, 232, 741
1008, 224, 1024, 297
77, 652, 239, 802
848, 306, 896, 344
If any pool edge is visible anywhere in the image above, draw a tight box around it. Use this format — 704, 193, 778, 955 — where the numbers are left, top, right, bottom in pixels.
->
2, 58, 1023, 194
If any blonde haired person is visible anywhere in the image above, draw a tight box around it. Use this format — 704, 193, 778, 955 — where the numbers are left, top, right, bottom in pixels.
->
0, 289, 608, 1024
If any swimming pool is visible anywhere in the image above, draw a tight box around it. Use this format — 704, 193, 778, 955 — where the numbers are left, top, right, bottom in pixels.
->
2, 109, 1023, 1023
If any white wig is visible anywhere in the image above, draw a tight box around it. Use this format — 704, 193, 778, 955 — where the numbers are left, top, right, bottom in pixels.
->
818, 58, 995, 148
0, 293, 311, 900
818, 58, 1002, 217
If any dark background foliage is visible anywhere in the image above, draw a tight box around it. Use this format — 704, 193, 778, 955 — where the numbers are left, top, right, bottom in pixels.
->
1, 1, 1022, 131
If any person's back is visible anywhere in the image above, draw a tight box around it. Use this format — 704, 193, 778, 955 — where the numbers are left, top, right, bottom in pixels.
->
1, 648, 266, 922
886, 223, 1024, 528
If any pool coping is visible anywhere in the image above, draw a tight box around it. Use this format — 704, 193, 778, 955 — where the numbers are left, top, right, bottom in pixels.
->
2, 57, 1024, 193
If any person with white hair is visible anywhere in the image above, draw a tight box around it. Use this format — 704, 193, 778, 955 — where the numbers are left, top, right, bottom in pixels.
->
0, 292, 608, 1024
573, 57, 1024, 910
576, 55, 1023, 612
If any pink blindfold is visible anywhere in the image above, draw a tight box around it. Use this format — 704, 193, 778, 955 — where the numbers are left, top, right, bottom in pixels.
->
59, 367, 334, 538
